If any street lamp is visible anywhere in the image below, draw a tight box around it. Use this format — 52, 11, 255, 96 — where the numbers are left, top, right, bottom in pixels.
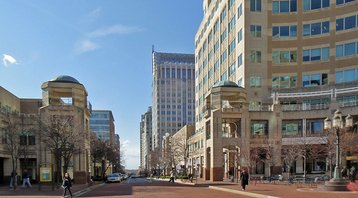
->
323, 110, 352, 191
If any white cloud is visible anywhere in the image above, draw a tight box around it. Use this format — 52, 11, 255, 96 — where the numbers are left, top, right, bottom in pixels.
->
76, 40, 99, 53
89, 7, 102, 18
3, 54, 18, 67
88, 25, 144, 38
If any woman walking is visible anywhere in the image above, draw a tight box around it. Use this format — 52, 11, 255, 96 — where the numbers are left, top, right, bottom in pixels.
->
62, 172, 72, 198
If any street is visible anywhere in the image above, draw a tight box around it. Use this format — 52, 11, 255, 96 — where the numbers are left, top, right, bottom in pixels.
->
77, 177, 251, 198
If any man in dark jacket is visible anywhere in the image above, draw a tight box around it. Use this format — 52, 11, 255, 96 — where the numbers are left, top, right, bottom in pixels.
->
240, 169, 249, 191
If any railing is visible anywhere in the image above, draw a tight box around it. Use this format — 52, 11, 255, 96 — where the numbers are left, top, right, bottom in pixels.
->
249, 105, 272, 112
282, 103, 329, 111
338, 100, 358, 107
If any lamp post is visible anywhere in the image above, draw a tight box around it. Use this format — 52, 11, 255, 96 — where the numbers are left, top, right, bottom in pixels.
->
323, 109, 352, 191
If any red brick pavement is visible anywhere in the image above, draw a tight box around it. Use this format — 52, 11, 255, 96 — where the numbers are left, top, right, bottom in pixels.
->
0, 182, 104, 198
196, 179, 358, 198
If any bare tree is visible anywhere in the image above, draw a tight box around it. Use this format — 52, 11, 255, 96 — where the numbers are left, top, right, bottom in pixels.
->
281, 144, 301, 179
39, 115, 85, 185
1, 110, 21, 189
171, 137, 189, 175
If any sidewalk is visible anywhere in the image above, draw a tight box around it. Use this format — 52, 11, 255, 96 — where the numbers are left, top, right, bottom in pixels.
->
0, 182, 104, 198
176, 178, 358, 198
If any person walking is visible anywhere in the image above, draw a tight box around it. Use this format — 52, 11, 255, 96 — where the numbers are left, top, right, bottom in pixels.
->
240, 169, 249, 191
22, 169, 32, 188
168, 169, 176, 183
62, 172, 72, 198
350, 166, 356, 182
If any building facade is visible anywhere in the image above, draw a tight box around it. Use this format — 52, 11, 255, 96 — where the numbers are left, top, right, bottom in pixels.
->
151, 49, 196, 150
140, 107, 152, 171
193, 0, 358, 181
0, 75, 92, 184
90, 110, 115, 143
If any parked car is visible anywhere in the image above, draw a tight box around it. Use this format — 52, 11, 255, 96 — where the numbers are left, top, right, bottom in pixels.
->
314, 175, 330, 182
106, 173, 121, 183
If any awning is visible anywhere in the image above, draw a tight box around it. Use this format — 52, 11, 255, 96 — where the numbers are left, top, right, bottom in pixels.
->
346, 156, 358, 161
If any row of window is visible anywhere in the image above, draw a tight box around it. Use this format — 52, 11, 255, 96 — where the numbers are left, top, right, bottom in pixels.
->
160, 68, 194, 80
282, 119, 324, 137
272, 68, 358, 88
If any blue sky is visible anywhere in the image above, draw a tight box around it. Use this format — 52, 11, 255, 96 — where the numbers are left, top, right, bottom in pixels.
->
0, 0, 203, 169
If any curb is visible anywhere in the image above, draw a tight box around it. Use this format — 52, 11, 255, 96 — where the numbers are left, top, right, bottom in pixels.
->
208, 186, 280, 198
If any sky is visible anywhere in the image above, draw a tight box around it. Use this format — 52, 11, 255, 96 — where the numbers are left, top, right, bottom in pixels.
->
0, 0, 203, 169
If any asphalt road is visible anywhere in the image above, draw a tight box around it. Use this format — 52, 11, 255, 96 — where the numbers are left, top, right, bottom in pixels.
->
78, 177, 251, 198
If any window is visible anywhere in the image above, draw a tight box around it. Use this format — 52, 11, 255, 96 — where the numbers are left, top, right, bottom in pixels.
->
272, 25, 297, 38
221, 28, 227, 43
282, 120, 302, 137
214, 40, 219, 53
229, 39, 236, 54
250, 25, 262, 38
214, 20, 219, 34
336, 41, 358, 58
220, 50, 227, 64
2, 129, 7, 144
220, 7, 227, 23
303, 0, 330, 11
208, 67, 214, 79
337, 0, 356, 5
221, 71, 227, 81
306, 119, 324, 135
336, 68, 358, 83
238, 3, 243, 19
303, 47, 330, 62
303, 21, 330, 36
272, 50, 297, 64
214, 60, 220, 71
238, 78, 243, 87
272, 0, 297, 13
238, 53, 243, 67
250, 75, 262, 87
250, 120, 268, 136
250, 50, 261, 63
302, 73, 328, 87
336, 14, 358, 32
229, 16, 236, 32
229, 0, 236, 9
272, 75, 297, 88
238, 28, 243, 43
250, 0, 262, 12
229, 62, 236, 76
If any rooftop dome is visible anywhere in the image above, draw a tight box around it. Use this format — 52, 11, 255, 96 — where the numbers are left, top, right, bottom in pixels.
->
213, 80, 239, 88
50, 75, 81, 84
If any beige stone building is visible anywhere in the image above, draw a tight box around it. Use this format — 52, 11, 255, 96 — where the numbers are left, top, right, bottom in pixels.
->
0, 75, 92, 184
193, 0, 358, 181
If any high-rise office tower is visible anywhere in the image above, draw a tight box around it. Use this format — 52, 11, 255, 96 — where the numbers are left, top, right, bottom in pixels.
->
140, 106, 152, 170
151, 48, 196, 149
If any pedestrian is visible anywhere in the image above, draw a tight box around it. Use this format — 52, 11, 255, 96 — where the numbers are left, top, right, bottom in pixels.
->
240, 169, 249, 191
188, 173, 193, 183
350, 166, 356, 182
168, 168, 176, 183
22, 169, 32, 188
62, 172, 72, 198
341, 166, 348, 179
